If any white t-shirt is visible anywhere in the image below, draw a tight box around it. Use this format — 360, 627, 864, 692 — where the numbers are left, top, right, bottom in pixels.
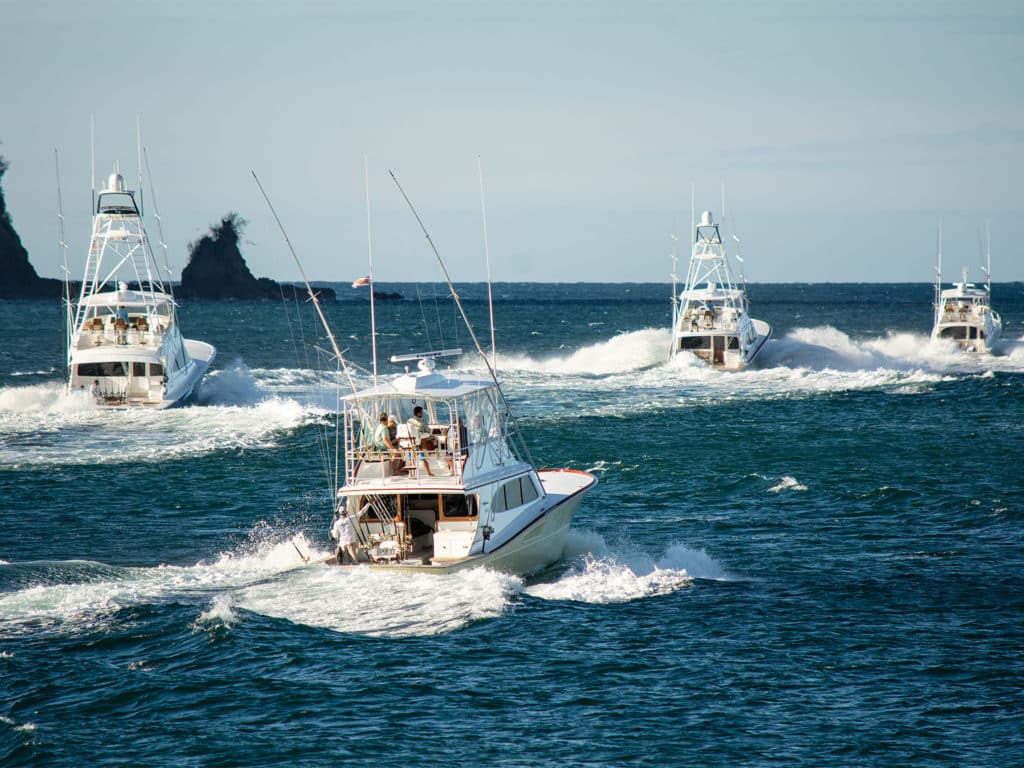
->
331, 514, 356, 546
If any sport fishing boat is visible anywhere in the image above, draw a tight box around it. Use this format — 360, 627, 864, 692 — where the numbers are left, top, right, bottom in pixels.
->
324, 349, 596, 574
65, 169, 215, 407
669, 210, 771, 370
931, 267, 1002, 353
254, 169, 596, 575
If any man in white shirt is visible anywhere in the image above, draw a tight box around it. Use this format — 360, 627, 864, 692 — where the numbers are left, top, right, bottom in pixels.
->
405, 406, 435, 476
330, 505, 361, 564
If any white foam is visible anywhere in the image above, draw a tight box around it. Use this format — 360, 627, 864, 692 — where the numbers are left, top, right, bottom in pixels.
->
0, 390, 310, 468
235, 565, 521, 638
525, 533, 726, 604
0, 714, 36, 732
0, 537, 311, 636
491, 328, 668, 375
194, 362, 273, 406
195, 593, 240, 627
768, 475, 808, 493
0, 533, 525, 639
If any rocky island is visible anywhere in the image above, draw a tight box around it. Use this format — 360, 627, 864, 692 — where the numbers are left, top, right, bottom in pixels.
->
178, 213, 335, 301
0, 155, 65, 299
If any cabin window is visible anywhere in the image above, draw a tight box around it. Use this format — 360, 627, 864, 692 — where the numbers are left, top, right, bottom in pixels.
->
464, 390, 500, 445
133, 362, 146, 377
504, 478, 523, 509
441, 494, 477, 519
150, 363, 164, 377
77, 362, 128, 377
678, 337, 707, 350
520, 475, 540, 504
493, 475, 538, 513
728, 337, 740, 350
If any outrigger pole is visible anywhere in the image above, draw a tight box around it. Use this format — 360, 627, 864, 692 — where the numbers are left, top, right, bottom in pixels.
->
388, 169, 536, 469
55, 149, 72, 374
477, 157, 497, 373
364, 155, 379, 385
252, 172, 366, 405
252, 170, 371, 499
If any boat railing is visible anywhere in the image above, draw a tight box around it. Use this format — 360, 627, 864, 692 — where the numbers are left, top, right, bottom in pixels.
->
679, 310, 739, 334
77, 322, 163, 349
939, 305, 985, 322
347, 427, 466, 484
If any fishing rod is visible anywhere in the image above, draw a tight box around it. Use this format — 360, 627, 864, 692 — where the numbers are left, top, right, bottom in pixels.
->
388, 169, 535, 469
251, 170, 372, 496
477, 157, 497, 372
55, 148, 72, 378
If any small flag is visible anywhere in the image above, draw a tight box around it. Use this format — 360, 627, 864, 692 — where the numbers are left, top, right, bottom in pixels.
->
351, 276, 371, 288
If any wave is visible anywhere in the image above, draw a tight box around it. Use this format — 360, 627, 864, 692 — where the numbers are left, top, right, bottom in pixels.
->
761, 325, 1024, 374
524, 531, 727, 604
0, 528, 729, 640
487, 328, 668, 375
0, 537, 314, 637
0, 394, 310, 468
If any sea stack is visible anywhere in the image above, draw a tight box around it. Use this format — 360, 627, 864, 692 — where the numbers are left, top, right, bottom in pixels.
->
178, 213, 334, 301
0, 154, 64, 299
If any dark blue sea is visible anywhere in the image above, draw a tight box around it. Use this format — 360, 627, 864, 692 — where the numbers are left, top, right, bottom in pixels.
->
2, 282, 1023, 766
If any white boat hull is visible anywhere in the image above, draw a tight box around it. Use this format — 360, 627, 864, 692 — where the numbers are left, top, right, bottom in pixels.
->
672, 318, 772, 371
327, 469, 596, 576
931, 319, 1002, 353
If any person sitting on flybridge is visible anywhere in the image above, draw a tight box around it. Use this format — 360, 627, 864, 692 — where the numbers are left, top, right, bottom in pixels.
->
372, 412, 403, 472
406, 405, 435, 476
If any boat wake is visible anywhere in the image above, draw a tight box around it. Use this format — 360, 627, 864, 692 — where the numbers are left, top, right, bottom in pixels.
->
471, 324, 1024, 385
0, 529, 728, 640
455, 324, 1024, 421
758, 325, 1024, 374
0, 387, 309, 468
524, 531, 728, 604
486, 328, 667, 375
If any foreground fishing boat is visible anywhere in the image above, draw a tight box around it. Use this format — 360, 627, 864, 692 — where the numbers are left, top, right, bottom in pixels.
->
65, 169, 215, 407
669, 210, 771, 370
325, 350, 596, 574
254, 169, 595, 575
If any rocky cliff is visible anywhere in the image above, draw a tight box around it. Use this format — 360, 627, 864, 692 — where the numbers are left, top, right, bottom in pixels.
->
0, 155, 65, 299
178, 213, 334, 301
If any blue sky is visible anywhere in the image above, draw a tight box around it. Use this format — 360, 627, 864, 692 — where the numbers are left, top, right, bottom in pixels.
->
2, 0, 1022, 283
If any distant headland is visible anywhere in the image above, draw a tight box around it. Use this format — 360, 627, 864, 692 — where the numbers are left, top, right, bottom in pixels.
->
178, 213, 335, 301
0, 155, 65, 299
0, 156, 335, 302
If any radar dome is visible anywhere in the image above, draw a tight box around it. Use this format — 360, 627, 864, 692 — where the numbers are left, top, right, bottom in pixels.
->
701, 211, 714, 226
106, 172, 127, 193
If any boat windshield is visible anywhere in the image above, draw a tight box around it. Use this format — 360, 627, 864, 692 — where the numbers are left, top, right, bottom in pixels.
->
348, 386, 503, 453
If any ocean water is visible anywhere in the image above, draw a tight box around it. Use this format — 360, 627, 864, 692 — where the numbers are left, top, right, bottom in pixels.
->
2, 282, 1023, 766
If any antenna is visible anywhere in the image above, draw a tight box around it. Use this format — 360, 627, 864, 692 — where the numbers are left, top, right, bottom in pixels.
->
142, 147, 173, 293
135, 115, 143, 215
477, 157, 497, 372
55, 148, 72, 373
934, 220, 943, 321
90, 115, 96, 214
985, 220, 992, 292
364, 155, 378, 384
670, 217, 678, 324
690, 182, 695, 245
